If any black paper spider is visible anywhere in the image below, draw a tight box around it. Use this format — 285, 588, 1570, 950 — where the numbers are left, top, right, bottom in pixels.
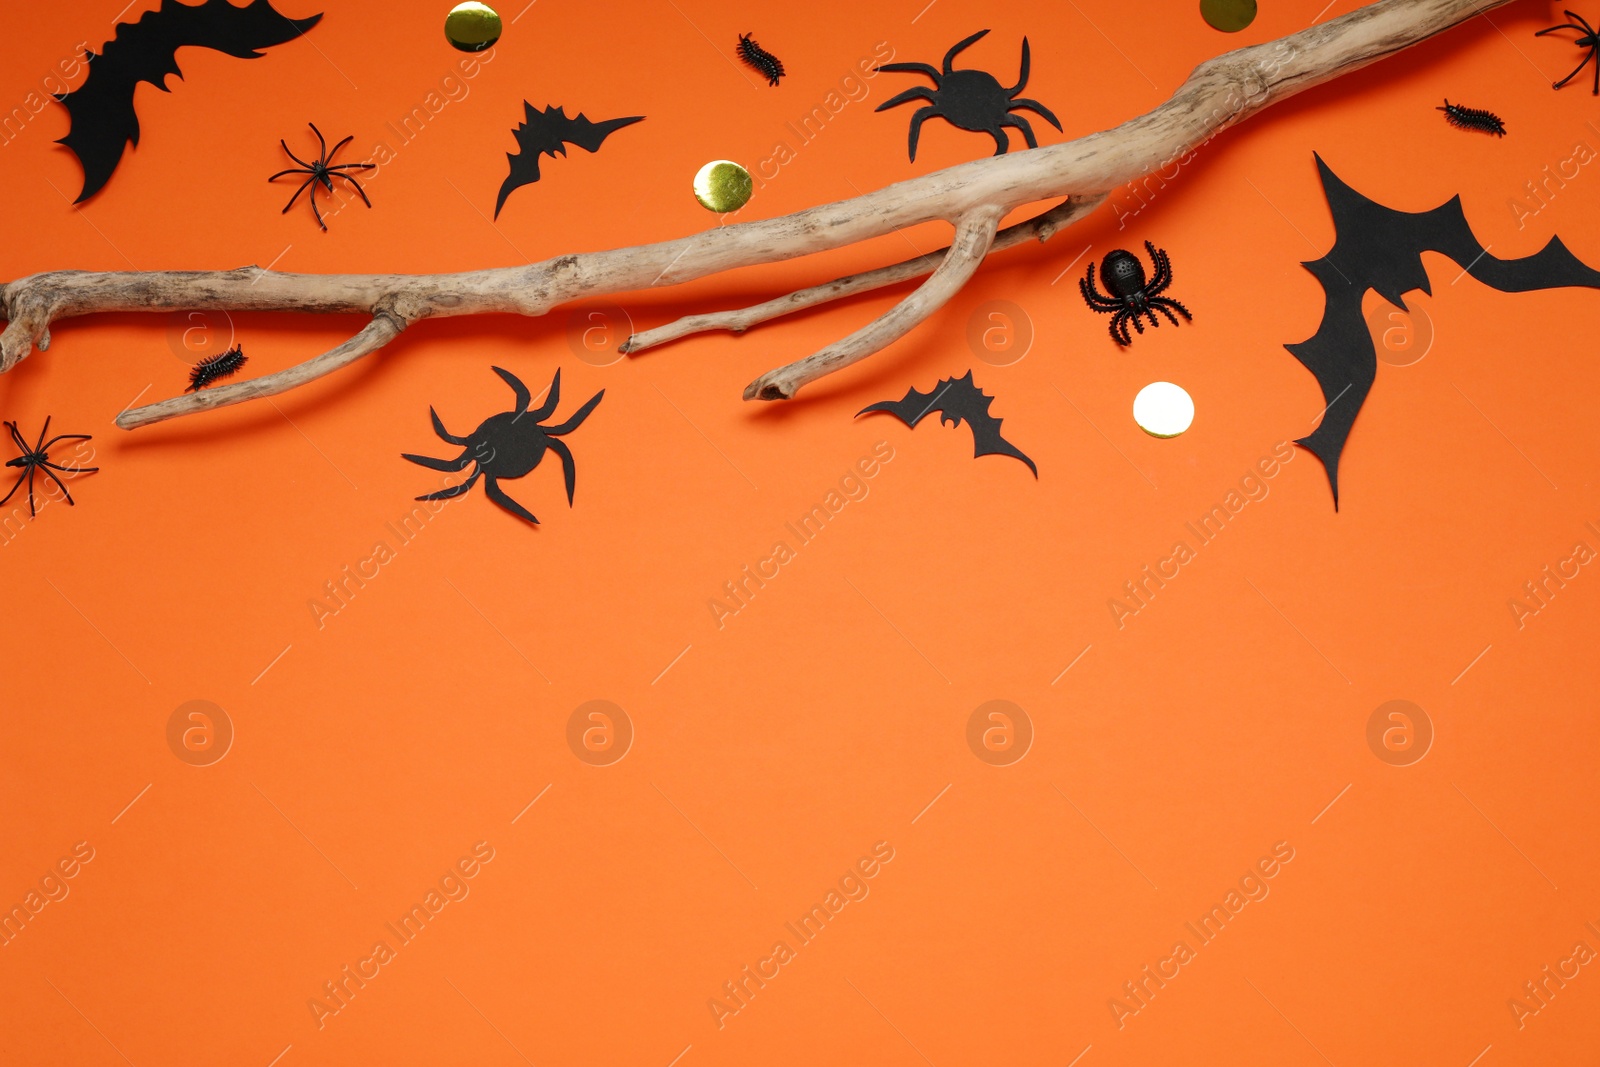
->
1079, 241, 1192, 347
2, 417, 98, 517
1536, 10, 1600, 94
403, 367, 603, 525
875, 30, 1061, 160
269, 123, 375, 231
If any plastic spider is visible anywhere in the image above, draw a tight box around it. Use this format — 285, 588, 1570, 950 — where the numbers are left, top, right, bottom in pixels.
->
1079, 241, 1192, 347
1536, 10, 1600, 94
269, 123, 375, 231
2, 417, 98, 517
403, 367, 603, 526
875, 29, 1062, 160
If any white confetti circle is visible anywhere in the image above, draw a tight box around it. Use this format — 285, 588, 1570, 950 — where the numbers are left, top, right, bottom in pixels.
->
1132, 382, 1194, 438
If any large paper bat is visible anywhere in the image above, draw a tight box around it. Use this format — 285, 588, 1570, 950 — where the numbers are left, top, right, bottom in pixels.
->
1291, 154, 1600, 508
493, 104, 644, 219
857, 371, 1037, 475
57, 0, 321, 203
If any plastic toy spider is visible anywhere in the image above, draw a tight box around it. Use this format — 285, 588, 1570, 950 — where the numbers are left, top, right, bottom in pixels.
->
2, 417, 98, 517
875, 29, 1062, 160
403, 367, 603, 526
1536, 10, 1600, 94
269, 123, 375, 231
1079, 241, 1192, 347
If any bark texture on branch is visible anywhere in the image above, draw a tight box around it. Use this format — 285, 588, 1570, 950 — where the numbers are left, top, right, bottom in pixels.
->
0, 0, 1509, 428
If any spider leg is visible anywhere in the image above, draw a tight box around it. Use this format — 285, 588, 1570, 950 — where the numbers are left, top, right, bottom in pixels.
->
943, 29, 990, 73
33, 416, 51, 453
281, 177, 316, 215
40, 433, 91, 452
1535, 22, 1586, 36
493, 366, 535, 412
872, 61, 941, 83
309, 122, 329, 163
401, 448, 472, 472
0, 468, 25, 508
310, 185, 328, 232
1152, 296, 1193, 322
1079, 265, 1121, 311
325, 162, 377, 172
1007, 98, 1063, 131
904, 106, 941, 162
986, 126, 1011, 155
543, 389, 605, 436
426, 406, 470, 445
280, 141, 314, 169
268, 167, 314, 182
329, 134, 355, 163
6, 421, 30, 454
1551, 45, 1596, 89
1109, 311, 1131, 347
331, 172, 373, 208
25, 464, 38, 516
1000, 114, 1038, 150
416, 467, 481, 501
1148, 302, 1182, 327
42, 461, 96, 474
1146, 241, 1172, 293
39, 465, 74, 507
547, 437, 578, 505
1128, 309, 1147, 334
1008, 36, 1032, 94
874, 86, 938, 112
521, 368, 560, 421
483, 476, 540, 525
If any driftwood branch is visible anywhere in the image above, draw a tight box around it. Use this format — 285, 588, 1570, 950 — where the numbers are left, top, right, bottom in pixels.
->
0, 0, 1509, 429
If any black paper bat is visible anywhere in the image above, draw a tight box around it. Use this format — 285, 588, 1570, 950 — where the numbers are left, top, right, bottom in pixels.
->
1290, 154, 1600, 508
857, 371, 1036, 475
493, 104, 644, 219
57, 0, 321, 203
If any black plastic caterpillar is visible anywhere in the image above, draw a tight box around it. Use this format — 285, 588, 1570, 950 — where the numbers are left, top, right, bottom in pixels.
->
737, 33, 785, 87
1437, 99, 1507, 137
187, 346, 248, 392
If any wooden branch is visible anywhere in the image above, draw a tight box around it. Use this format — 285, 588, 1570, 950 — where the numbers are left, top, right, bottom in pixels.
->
619, 194, 1104, 355
744, 206, 1003, 399
117, 313, 405, 429
0, 0, 1509, 427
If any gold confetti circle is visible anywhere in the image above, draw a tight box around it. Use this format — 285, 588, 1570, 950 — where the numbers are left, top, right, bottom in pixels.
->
445, 2, 502, 52
1200, 0, 1257, 32
1133, 382, 1195, 438
693, 160, 753, 213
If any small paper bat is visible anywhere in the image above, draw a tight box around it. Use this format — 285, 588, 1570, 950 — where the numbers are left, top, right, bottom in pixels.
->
493, 104, 644, 219
857, 371, 1036, 475
57, 0, 322, 203
1290, 154, 1600, 508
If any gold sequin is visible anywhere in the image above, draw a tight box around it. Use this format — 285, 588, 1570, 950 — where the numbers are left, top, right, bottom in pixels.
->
1200, 0, 1257, 32
693, 160, 754, 213
445, 2, 502, 52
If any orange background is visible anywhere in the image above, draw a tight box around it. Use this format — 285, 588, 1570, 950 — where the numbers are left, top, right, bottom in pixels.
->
3, 0, 1599, 1064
